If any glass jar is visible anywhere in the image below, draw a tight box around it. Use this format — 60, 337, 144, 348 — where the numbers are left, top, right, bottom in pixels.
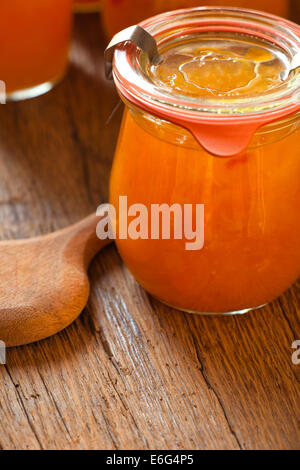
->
102, 0, 289, 38
108, 7, 300, 315
74, 0, 101, 13
0, 0, 73, 101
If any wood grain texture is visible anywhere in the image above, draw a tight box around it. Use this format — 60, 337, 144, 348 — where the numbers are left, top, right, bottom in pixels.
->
0, 214, 110, 347
0, 13, 299, 450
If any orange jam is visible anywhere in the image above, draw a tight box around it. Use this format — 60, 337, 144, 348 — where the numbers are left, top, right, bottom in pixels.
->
0, 1, 73, 99
149, 38, 286, 98
109, 8, 300, 314
102, 0, 289, 38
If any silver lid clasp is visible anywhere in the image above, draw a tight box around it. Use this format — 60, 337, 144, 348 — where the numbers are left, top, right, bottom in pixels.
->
104, 25, 161, 80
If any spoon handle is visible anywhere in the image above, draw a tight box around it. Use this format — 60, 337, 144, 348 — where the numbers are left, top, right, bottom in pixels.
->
61, 213, 112, 269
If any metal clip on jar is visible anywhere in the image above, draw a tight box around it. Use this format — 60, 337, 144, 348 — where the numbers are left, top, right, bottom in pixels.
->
106, 7, 300, 315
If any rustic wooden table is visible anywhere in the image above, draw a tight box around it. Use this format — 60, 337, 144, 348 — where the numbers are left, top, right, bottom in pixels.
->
0, 14, 299, 451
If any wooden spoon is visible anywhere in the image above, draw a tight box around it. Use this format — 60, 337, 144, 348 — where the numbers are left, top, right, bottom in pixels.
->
0, 214, 111, 347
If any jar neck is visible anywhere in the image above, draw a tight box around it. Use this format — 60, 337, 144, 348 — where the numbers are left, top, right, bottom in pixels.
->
126, 102, 300, 153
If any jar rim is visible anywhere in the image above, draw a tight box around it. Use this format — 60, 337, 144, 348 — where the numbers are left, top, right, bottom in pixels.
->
112, 7, 300, 156
113, 7, 300, 118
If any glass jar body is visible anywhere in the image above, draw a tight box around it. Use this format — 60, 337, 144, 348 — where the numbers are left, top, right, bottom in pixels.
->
102, 0, 289, 38
110, 106, 300, 314
0, 0, 73, 101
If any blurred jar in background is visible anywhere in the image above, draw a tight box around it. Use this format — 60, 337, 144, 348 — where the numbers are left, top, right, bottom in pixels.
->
74, 0, 102, 13
0, 0, 73, 101
102, 0, 289, 38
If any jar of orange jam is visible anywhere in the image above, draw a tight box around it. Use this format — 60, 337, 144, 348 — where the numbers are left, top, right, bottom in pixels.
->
108, 7, 300, 315
102, 0, 289, 38
0, 1, 73, 101
74, 0, 101, 13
